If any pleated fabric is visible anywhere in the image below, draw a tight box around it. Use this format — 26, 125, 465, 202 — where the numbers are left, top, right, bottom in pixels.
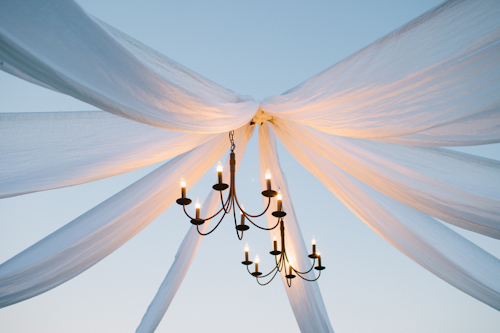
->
0, 111, 215, 198
258, 124, 334, 332
0, 0, 259, 133
262, 0, 500, 146
0, 129, 242, 308
1, 0, 500, 331
273, 119, 500, 239
136, 126, 254, 333
271, 122, 500, 311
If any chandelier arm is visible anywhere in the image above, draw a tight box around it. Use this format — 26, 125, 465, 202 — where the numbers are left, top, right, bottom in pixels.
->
234, 191, 272, 218
243, 214, 280, 231
246, 262, 279, 280
295, 270, 321, 282
220, 189, 233, 214
289, 258, 317, 275
226, 189, 233, 214
182, 203, 224, 223
256, 261, 281, 278
232, 196, 245, 240
181, 204, 196, 220
236, 229, 244, 240
256, 267, 280, 286
195, 209, 227, 236
274, 252, 283, 271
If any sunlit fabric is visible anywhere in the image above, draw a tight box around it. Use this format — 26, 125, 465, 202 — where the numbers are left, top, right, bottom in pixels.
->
1, 0, 499, 332
136, 126, 254, 333
273, 119, 500, 239
0, 0, 258, 133
261, 0, 500, 146
0, 131, 234, 308
271, 122, 500, 310
259, 124, 334, 332
0, 112, 216, 199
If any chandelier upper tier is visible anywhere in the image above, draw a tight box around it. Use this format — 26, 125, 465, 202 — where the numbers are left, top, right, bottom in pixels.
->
176, 130, 325, 286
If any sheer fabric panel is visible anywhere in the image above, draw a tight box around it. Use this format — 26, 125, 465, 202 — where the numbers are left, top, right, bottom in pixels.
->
0, 129, 241, 308
273, 119, 500, 239
0, 111, 216, 199
262, 0, 500, 146
136, 126, 254, 333
0, 0, 258, 132
272, 123, 500, 310
258, 124, 334, 333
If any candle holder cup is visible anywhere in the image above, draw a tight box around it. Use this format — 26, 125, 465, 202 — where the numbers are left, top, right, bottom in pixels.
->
190, 219, 204, 225
236, 224, 249, 231
176, 198, 192, 205
212, 183, 229, 191
261, 189, 277, 197
272, 211, 286, 218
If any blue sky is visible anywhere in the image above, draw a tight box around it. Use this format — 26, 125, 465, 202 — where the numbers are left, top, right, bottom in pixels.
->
1, 1, 499, 332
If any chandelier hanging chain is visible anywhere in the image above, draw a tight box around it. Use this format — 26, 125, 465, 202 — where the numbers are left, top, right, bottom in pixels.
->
229, 130, 235, 152
176, 130, 325, 286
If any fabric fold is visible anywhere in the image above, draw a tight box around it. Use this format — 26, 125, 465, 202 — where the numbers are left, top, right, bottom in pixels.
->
0, 0, 258, 133
271, 122, 500, 311
0, 128, 243, 308
136, 125, 254, 333
0, 111, 216, 199
258, 124, 334, 332
262, 0, 500, 146
273, 118, 500, 239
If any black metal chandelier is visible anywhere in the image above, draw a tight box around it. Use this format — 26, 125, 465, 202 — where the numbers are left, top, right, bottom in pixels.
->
176, 130, 325, 287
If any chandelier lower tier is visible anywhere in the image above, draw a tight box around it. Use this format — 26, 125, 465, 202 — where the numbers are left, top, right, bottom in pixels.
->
176, 130, 325, 287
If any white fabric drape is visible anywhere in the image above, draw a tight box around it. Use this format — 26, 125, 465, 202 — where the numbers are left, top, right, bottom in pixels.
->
0, 111, 216, 199
136, 126, 254, 333
272, 123, 500, 311
1, 0, 500, 331
262, 0, 500, 146
258, 124, 334, 332
273, 119, 500, 239
0, 128, 243, 308
0, 0, 259, 133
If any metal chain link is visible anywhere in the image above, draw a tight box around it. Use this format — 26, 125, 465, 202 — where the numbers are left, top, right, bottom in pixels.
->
229, 130, 235, 152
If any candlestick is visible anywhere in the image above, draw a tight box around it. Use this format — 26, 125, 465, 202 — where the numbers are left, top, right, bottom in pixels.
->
195, 199, 200, 219
273, 236, 277, 252
277, 190, 282, 211
245, 243, 249, 262
180, 178, 186, 198
317, 253, 321, 267
240, 205, 245, 225
312, 236, 316, 256
217, 161, 223, 184
265, 169, 272, 191
255, 255, 260, 273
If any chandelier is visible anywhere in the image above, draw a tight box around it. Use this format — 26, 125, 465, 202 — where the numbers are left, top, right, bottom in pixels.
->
176, 130, 325, 286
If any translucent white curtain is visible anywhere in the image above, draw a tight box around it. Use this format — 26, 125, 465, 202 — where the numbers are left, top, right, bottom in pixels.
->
0, 128, 243, 308
0, 0, 258, 133
262, 0, 500, 146
0, 111, 216, 198
273, 119, 500, 239
272, 123, 500, 311
136, 126, 254, 333
258, 124, 334, 332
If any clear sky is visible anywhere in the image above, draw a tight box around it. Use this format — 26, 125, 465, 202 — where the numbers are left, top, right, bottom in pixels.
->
1, 0, 499, 332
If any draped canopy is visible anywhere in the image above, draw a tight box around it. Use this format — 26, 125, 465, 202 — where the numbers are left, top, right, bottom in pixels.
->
1, 0, 499, 332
